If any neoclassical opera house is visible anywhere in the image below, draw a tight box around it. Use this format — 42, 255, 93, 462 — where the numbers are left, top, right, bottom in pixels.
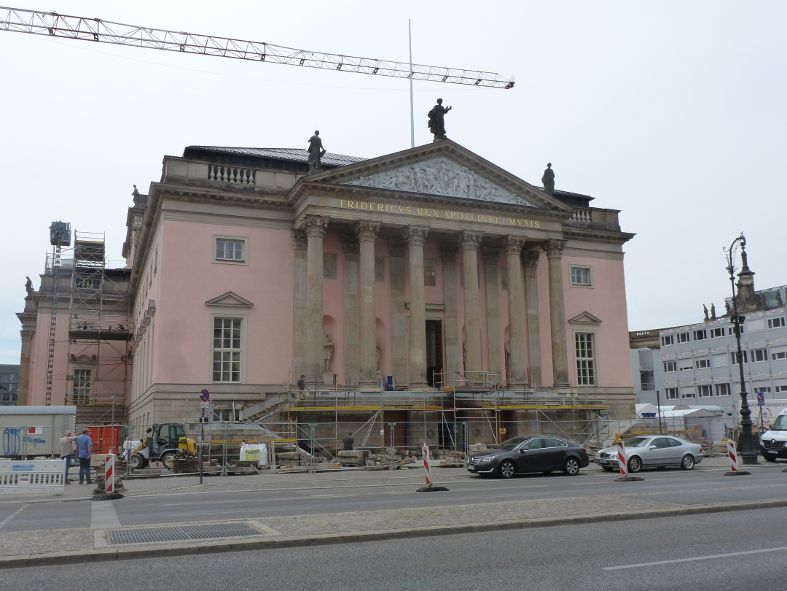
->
20, 137, 635, 446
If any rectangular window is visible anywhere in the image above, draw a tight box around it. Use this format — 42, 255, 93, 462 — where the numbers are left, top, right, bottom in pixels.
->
569, 266, 592, 286
710, 327, 727, 338
575, 332, 595, 386
215, 238, 245, 262
751, 349, 767, 363
213, 318, 242, 383
773, 351, 787, 360
775, 385, 787, 393
665, 387, 679, 400
731, 351, 748, 365
680, 387, 695, 399
661, 335, 674, 347
663, 361, 677, 373
715, 383, 731, 396
212, 407, 240, 422
768, 316, 785, 329
72, 369, 91, 404
693, 329, 707, 341
323, 253, 337, 279
677, 332, 690, 343
697, 385, 713, 397
695, 358, 710, 369
753, 386, 771, 394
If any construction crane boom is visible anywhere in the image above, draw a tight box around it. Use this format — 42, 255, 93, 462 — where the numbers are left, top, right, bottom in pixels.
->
0, 6, 514, 89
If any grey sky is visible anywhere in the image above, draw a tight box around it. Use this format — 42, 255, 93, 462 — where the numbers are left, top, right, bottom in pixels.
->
1, 1, 784, 364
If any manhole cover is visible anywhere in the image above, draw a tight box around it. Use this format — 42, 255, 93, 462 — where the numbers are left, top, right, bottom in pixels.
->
108, 522, 262, 545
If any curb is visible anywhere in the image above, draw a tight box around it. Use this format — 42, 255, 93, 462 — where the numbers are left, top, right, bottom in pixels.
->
2, 498, 786, 569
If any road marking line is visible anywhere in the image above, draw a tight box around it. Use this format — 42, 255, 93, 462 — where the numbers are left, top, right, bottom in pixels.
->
604, 546, 787, 570
91, 500, 121, 529
0, 503, 28, 529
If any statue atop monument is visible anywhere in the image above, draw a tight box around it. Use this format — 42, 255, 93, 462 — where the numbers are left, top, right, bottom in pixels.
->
25, 276, 33, 298
427, 98, 452, 141
542, 163, 555, 195
307, 130, 326, 172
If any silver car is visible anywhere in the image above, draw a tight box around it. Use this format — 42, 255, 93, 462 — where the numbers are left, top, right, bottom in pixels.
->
595, 435, 703, 473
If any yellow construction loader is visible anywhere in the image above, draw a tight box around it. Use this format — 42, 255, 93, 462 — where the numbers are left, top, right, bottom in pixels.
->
128, 423, 197, 471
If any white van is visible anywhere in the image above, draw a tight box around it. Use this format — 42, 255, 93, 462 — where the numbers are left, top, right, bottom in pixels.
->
760, 407, 787, 461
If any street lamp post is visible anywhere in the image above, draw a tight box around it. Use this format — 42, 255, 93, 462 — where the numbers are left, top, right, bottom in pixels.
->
725, 233, 758, 465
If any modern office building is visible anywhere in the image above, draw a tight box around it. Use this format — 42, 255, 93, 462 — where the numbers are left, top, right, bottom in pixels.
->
0, 364, 19, 406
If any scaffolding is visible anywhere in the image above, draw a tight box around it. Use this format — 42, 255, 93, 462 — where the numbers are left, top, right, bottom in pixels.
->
43, 221, 70, 406
65, 231, 130, 424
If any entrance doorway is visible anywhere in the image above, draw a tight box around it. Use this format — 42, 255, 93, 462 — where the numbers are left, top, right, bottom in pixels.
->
426, 319, 444, 387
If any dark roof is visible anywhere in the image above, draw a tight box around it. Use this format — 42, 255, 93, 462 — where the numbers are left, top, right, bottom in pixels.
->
183, 146, 365, 169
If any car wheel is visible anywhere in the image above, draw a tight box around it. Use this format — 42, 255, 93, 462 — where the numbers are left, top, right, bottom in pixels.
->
680, 454, 695, 470
563, 457, 581, 476
498, 460, 516, 479
602, 466, 614, 472
627, 456, 642, 473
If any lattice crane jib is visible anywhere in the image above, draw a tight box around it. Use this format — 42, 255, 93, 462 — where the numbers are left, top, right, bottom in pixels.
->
0, 6, 514, 89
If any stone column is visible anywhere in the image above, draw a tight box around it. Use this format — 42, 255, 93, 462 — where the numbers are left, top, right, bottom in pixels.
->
505, 236, 527, 386
460, 231, 483, 381
341, 234, 360, 387
482, 246, 502, 384
292, 230, 308, 382
16, 322, 35, 406
440, 243, 460, 385
357, 222, 380, 385
405, 226, 429, 386
523, 249, 542, 386
304, 216, 328, 383
389, 240, 408, 386
543, 239, 569, 387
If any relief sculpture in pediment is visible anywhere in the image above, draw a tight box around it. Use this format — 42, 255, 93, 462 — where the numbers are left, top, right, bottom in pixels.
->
346, 156, 534, 206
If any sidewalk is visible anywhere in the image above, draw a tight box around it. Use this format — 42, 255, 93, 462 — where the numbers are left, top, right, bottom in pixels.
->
0, 456, 784, 568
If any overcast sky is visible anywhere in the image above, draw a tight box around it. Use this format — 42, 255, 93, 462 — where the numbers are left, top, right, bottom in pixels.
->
1, 1, 785, 364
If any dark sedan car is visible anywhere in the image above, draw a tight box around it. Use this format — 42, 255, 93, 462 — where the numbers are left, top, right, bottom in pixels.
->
466, 435, 589, 478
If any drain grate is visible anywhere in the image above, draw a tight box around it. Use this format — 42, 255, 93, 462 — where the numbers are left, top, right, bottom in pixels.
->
108, 522, 263, 545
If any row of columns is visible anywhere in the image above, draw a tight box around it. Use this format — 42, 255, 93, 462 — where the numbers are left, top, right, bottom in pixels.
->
295, 215, 569, 388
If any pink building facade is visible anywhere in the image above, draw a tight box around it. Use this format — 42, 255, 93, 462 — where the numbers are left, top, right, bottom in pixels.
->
117, 140, 634, 432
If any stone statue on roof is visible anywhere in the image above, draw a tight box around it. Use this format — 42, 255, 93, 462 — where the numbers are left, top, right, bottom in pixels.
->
542, 163, 555, 195
307, 130, 326, 172
25, 276, 33, 298
710, 303, 717, 320
703, 304, 709, 321
428, 98, 452, 141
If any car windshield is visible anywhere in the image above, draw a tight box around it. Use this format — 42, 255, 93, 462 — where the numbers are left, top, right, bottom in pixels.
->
770, 415, 787, 431
499, 436, 530, 449
623, 437, 650, 447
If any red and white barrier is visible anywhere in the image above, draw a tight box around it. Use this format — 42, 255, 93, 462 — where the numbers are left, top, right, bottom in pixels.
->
617, 439, 628, 478
105, 453, 115, 493
421, 443, 433, 488
727, 439, 739, 473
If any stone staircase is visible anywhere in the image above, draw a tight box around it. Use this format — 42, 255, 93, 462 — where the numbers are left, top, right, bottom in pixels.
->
241, 392, 291, 425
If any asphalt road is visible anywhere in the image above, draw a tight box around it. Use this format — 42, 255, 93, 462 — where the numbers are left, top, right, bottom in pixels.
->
3, 507, 785, 590
1, 464, 786, 532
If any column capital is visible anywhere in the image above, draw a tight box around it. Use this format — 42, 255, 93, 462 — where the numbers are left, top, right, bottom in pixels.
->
292, 229, 307, 251
542, 239, 566, 257
356, 221, 381, 242
303, 215, 329, 237
404, 225, 429, 246
459, 231, 483, 249
504, 236, 527, 255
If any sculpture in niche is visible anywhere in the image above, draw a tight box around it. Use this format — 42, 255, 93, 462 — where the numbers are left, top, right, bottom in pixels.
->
323, 332, 334, 373
347, 156, 533, 206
